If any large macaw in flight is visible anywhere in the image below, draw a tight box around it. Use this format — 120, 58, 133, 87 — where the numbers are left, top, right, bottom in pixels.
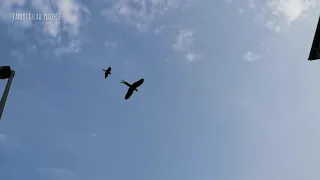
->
121, 78, 144, 100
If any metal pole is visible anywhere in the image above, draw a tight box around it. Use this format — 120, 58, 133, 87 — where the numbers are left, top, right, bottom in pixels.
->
0, 70, 15, 120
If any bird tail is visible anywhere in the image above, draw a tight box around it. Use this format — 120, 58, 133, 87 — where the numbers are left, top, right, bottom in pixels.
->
121, 80, 129, 85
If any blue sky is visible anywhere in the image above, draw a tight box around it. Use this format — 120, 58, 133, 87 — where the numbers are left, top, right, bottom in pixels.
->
0, 0, 320, 179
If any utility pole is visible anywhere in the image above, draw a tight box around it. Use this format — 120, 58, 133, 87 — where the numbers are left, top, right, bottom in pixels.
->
0, 66, 15, 120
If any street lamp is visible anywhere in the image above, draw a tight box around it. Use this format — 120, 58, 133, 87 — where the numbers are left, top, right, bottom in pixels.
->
0, 66, 15, 120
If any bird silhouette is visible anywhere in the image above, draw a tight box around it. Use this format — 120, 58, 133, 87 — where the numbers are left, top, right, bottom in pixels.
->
102, 67, 111, 79
121, 78, 144, 100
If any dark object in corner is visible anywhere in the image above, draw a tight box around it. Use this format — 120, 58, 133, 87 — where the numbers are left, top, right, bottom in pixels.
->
309, 16, 320, 61
0, 66, 12, 79
0, 66, 15, 120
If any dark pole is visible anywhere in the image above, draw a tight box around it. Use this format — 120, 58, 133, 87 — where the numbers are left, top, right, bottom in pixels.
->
0, 70, 15, 120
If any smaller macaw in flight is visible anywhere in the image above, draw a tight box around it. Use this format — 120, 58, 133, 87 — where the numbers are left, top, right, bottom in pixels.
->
102, 67, 111, 79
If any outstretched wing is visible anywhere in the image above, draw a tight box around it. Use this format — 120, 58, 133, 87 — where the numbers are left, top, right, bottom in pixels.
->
107, 67, 111, 72
121, 80, 131, 87
132, 78, 144, 88
125, 88, 134, 100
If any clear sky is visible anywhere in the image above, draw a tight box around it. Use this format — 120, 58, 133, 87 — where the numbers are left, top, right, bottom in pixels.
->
0, 0, 319, 179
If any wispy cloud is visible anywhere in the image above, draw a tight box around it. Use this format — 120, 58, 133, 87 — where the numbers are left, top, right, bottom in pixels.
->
248, 0, 255, 9
172, 29, 203, 63
186, 53, 203, 63
267, 0, 316, 22
237, 0, 316, 32
0, 0, 90, 56
54, 39, 82, 57
173, 29, 194, 51
243, 51, 262, 62
101, 0, 192, 32
104, 41, 117, 48
0, 0, 27, 23
265, 19, 280, 32
154, 24, 166, 34
253, 6, 282, 32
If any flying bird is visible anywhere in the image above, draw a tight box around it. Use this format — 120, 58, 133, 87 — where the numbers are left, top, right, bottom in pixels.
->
121, 78, 144, 100
102, 67, 111, 79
